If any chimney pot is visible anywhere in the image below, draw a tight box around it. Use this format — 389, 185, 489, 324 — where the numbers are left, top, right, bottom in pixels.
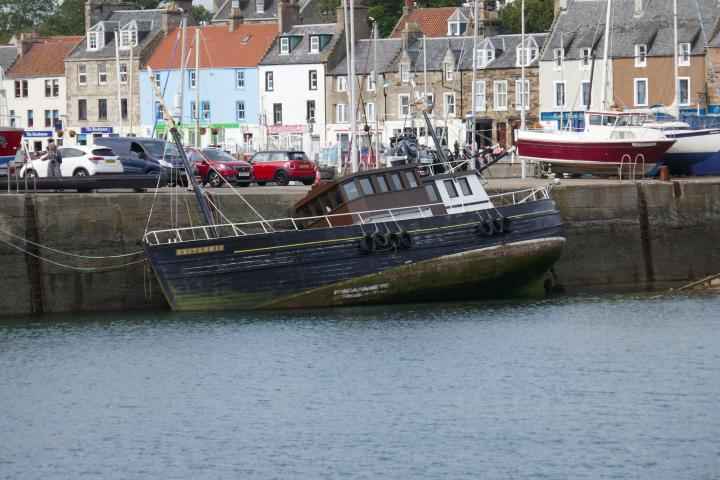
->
635, 0, 643, 15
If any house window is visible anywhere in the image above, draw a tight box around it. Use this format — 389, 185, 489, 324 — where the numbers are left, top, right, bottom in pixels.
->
14, 80, 28, 98
368, 71, 375, 91
78, 99, 87, 121
474, 81, 486, 111
400, 64, 409, 83
399, 94, 410, 117
88, 32, 99, 50
679, 43, 691, 66
121, 98, 128, 119
307, 100, 315, 122
9, 110, 15, 127
155, 102, 163, 120
237, 101, 246, 121
310, 36, 320, 53
236, 70, 245, 89
516, 47, 536, 66
634, 78, 648, 106
444, 62, 453, 81
188, 70, 196, 89
635, 44, 647, 67
256, 0, 264, 13
425, 93, 434, 109
201, 101, 210, 121
280, 37, 289, 54
678, 77, 690, 105
554, 81, 566, 108
98, 99, 108, 120
44, 110, 52, 128
337, 76, 347, 92
448, 21, 466, 36
273, 103, 282, 124
119, 29, 137, 49
444, 92, 455, 117
365, 102, 375, 122
581, 48, 592, 69
336, 103, 348, 123
581, 81, 592, 108
309, 70, 317, 90
119, 63, 128, 84
493, 80, 507, 111
553, 48, 563, 70
154, 73, 161, 87
477, 48, 494, 68
98, 64, 107, 85
27, 110, 33, 128
265, 71, 273, 91
515, 80, 529, 110
78, 65, 87, 85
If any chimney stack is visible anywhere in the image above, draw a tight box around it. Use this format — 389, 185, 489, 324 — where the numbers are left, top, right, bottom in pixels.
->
162, 0, 194, 32
16, 33, 36, 58
229, 0, 243, 32
85, 0, 134, 32
403, 0, 414, 15
278, 0, 300, 34
334, 4, 370, 40
401, 22, 421, 50
554, 0, 568, 15
634, 0, 643, 16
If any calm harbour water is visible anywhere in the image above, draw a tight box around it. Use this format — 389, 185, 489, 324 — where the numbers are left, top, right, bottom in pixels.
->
1, 292, 719, 479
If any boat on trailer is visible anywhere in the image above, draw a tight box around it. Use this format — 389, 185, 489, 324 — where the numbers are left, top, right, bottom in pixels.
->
141, 73, 566, 311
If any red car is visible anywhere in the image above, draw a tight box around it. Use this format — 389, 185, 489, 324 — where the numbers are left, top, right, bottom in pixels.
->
186, 147, 253, 187
249, 150, 317, 186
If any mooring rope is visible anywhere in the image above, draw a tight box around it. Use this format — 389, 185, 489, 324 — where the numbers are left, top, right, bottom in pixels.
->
0, 227, 143, 259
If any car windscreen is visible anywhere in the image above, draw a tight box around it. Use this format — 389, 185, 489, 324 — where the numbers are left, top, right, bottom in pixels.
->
202, 149, 235, 162
91, 148, 115, 157
143, 140, 180, 158
288, 152, 309, 161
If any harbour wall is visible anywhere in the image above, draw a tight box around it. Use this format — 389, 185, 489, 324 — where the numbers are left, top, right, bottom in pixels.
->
1, 179, 719, 316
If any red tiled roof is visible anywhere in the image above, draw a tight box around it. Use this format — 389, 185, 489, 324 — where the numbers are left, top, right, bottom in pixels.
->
147, 23, 278, 70
390, 7, 456, 38
7, 36, 83, 77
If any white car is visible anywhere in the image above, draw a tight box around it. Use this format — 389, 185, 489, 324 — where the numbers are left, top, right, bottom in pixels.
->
20, 145, 124, 178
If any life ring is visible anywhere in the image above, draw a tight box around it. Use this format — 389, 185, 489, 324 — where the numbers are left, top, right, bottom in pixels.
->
387, 232, 400, 248
478, 221, 493, 236
502, 216, 511, 232
399, 230, 412, 249
492, 217, 505, 234
373, 231, 389, 249
359, 233, 375, 253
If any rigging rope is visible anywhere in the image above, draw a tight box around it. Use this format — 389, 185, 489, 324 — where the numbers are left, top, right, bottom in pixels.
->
0, 227, 143, 259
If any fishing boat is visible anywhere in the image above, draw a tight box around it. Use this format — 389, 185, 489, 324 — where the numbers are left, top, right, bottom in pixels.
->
0, 127, 24, 176
141, 75, 566, 311
517, 110, 675, 176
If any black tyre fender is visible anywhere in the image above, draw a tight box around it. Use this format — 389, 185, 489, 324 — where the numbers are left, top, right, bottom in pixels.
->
372, 232, 389, 249
387, 232, 400, 248
492, 217, 505, 234
478, 221, 494, 236
399, 230, 412, 249
359, 233, 376, 253
502, 216, 512, 232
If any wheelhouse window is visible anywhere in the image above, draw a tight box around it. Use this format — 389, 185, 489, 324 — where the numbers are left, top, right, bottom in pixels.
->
425, 184, 439, 202
389, 172, 403, 190
444, 179, 459, 198
375, 175, 389, 193
404, 171, 418, 188
359, 177, 374, 195
342, 181, 359, 201
634, 44, 647, 67
457, 177, 472, 196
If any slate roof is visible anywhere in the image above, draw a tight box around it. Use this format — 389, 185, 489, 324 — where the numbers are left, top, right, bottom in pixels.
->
147, 23, 277, 69
213, 0, 331, 24
7, 36, 83, 77
259, 23, 336, 65
67, 9, 164, 61
390, 7, 457, 38
0, 45, 17, 73
542, 0, 720, 61
329, 38, 403, 75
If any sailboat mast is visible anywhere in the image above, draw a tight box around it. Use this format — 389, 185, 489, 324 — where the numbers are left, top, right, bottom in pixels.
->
373, 22, 380, 164
195, 26, 200, 147
179, 15, 186, 130
673, 0, 679, 116
520, 0, 526, 129
349, 0, 358, 172
599, 0, 612, 110
422, 34, 428, 147
470, 0, 479, 156
114, 30, 123, 133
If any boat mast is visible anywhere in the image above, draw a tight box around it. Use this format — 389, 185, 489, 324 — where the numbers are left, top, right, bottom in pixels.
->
195, 26, 201, 147
373, 22, 380, 165
520, 0, 526, 129
599, 0, 612, 110
422, 33, 428, 148
129, 40, 134, 135
673, 0, 679, 117
470, 0, 479, 156
178, 14, 186, 133
349, 0, 358, 172
114, 29, 123, 133
148, 69, 217, 237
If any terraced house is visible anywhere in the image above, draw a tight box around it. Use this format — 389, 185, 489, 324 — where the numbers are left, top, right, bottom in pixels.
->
64, 0, 190, 145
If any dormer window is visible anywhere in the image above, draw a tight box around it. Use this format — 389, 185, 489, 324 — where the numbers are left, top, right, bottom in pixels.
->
400, 64, 409, 83
580, 48, 592, 69
678, 43, 690, 66
553, 48, 564, 70
447, 21, 466, 36
309, 35, 320, 53
516, 46, 538, 66
280, 37, 289, 54
444, 62, 453, 81
477, 48, 494, 68
88, 32, 100, 51
634, 44, 647, 67
337, 76, 347, 92
119, 28, 138, 50
256, 0, 264, 13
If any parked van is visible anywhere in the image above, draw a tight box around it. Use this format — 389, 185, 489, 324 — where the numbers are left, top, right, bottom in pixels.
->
94, 137, 185, 174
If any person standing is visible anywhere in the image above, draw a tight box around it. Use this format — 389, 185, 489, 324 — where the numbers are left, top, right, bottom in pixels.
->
46, 143, 62, 178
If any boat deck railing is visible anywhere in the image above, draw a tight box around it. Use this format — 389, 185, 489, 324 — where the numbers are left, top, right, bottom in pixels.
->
144, 186, 551, 246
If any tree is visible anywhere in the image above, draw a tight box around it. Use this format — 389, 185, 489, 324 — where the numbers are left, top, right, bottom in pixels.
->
0, 0, 58, 41
193, 5, 213, 24
39, 0, 85, 36
499, 0, 554, 34
134, 0, 161, 9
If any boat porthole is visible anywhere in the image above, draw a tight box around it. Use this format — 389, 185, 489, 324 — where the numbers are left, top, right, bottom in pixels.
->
399, 231, 412, 249
492, 218, 505, 234
373, 232, 390, 249
359, 233, 376, 253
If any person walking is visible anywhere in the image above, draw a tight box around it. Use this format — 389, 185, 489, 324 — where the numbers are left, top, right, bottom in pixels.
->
46, 143, 63, 178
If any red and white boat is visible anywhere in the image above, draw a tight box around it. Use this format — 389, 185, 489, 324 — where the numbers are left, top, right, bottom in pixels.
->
0, 127, 24, 176
516, 111, 676, 176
